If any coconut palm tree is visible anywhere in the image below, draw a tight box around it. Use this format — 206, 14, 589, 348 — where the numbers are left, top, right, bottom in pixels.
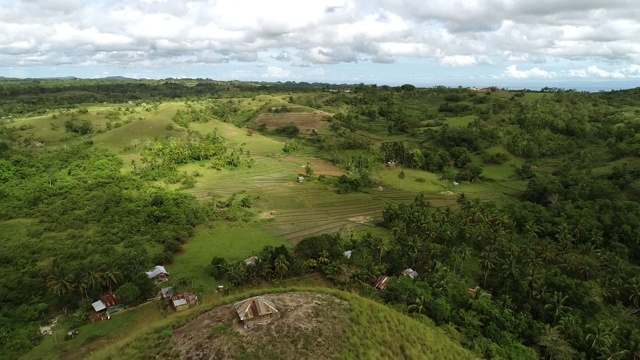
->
479, 250, 496, 287
46, 265, 75, 296
408, 296, 428, 315
545, 292, 571, 324
102, 264, 122, 294
274, 255, 289, 280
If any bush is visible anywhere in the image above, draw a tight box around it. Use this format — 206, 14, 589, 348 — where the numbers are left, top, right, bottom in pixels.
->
276, 124, 300, 138
115, 283, 141, 305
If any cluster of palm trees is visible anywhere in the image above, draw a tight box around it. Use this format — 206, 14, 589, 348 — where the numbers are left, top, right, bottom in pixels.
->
379, 193, 640, 358
219, 251, 292, 286
44, 261, 121, 300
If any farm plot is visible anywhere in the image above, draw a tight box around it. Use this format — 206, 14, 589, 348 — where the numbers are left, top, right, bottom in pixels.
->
255, 112, 331, 133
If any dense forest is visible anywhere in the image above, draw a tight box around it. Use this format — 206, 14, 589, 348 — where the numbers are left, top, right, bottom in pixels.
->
1, 78, 640, 359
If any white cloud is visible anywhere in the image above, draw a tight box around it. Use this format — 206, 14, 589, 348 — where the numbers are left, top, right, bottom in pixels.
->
504, 65, 555, 79
440, 55, 477, 67
263, 66, 292, 78
568, 65, 625, 79
0, 0, 638, 84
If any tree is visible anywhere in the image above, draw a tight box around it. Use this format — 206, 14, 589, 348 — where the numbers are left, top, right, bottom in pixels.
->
408, 296, 428, 315
537, 325, 578, 360
274, 254, 289, 280
479, 250, 495, 287
305, 162, 314, 178
544, 292, 571, 324
102, 264, 122, 294
208, 257, 228, 279
46, 265, 75, 296
115, 283, 141, 305
226, 262, 248, 286
398, 170, 405, 188
627, 277, 640, 308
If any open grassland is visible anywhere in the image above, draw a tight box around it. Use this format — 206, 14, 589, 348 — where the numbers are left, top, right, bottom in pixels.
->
82, 288, 475, 360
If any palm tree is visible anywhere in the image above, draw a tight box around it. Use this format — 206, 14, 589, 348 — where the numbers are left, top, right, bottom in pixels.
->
102, 264, 122, 294
458, 245, 472, 273
545, 292, 571, 324
370, 236, 389, 263
46, 264, 75, 296
524, 268, 543, 298
408, 296, 428, 315
317, 250, 330, 267
627, 277, 640, 308
479, 250, 495, 287
274, 255, 289, 280
585, 322, 615, 356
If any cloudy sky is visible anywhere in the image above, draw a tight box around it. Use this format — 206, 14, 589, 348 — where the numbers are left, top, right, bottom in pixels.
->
1, 0, 639, 89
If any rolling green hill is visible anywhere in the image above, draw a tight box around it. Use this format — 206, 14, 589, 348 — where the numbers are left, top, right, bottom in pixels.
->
85, 288, 476, 360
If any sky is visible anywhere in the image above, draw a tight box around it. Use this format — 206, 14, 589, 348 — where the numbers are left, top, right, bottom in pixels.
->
1, 0, 640, 90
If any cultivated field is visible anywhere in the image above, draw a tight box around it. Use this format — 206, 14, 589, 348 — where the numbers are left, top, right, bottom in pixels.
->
255, 112, 331, 133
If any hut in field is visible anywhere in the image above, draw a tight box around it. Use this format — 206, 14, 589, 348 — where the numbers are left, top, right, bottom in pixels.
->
234, 296, 279, 323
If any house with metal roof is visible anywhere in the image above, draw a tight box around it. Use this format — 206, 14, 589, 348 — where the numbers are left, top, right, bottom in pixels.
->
401, 268, 419, 280
171, 293, 197, 312
233, 296, 279, 323
161, 287, 175, 300
146, 265, 169, 282
375, 275, 390, 290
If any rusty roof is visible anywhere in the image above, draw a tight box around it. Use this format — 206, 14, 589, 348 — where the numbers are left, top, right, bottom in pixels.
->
375, 275, 390, 290
234, 296, 278, 321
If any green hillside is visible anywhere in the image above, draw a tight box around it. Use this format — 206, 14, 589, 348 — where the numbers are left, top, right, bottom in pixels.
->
1, 80, 640, 360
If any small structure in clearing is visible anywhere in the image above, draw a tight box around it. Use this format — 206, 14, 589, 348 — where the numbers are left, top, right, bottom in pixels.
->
244, 256, 258, 266
171, 293, 198, 312
90, 294, 122, 322
234, 296, 279, 325
375, 275, 390, 290
298, 176, 305, 183
146, 265, 169, 283
402, 268, 419, 280
161, 287, 175, 300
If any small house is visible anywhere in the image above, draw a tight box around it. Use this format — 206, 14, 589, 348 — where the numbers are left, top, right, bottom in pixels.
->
161, 287, 175, 300
234, 296, 279, 323
402, 268, 419, 280
91, 300, 107, 313
244, 256, 258, 266
343, 250, 352, 259
171, 293, 197, 312
375, 275, 390, 290
146, 265, 169, 283
298, 176, 305, 183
